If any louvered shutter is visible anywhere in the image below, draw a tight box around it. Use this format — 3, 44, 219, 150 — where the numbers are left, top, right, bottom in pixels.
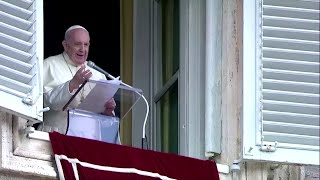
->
0, 0, 43, 122
243, 0, 319, 165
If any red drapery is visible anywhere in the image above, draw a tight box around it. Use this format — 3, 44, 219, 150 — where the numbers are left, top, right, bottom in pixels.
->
49, 132, 220, 180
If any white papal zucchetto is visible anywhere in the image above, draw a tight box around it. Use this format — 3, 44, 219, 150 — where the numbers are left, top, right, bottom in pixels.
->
64, 25, 88, 39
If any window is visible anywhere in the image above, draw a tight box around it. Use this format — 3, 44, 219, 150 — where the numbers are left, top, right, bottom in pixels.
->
243, 0, 319, 165
133, 0, 221, 159
148, 0, 214, 158
153, 0, 179, 154
0, 0, 44, 123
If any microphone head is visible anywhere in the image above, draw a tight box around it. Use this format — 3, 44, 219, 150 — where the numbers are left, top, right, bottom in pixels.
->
87, 61, 95, 68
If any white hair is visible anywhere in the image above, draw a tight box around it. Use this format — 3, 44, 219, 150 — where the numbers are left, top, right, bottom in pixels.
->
64, 25, 88, 40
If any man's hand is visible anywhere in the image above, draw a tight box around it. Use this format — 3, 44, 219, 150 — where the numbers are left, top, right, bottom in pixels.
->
69, 65, 92, 93
103, 98, 116, 116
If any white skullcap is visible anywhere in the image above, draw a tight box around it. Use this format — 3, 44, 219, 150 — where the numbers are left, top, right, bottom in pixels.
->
64, 25, 88, 39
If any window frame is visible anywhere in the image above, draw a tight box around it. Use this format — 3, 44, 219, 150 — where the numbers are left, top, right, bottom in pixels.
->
133, 0, 222, 159
178, 0, 207, 158
152, 0, 180, 154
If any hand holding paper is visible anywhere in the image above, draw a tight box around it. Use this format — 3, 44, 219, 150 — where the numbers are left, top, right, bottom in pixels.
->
103, 98, 116, 116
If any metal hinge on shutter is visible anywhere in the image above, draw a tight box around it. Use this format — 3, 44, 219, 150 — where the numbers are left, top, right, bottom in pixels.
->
260, 139, 278, 152
22, 93, 33, 105
22, 92, 42, 106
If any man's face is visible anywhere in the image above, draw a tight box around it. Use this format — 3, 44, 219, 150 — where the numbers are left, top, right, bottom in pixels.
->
64, 29, 90, 66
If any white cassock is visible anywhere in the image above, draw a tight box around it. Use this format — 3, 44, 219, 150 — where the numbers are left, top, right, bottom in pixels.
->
40, 52, 106, 134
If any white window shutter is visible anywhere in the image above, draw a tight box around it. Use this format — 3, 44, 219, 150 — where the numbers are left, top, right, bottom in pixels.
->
243, 0, 319, 165
0, 0, 43, 123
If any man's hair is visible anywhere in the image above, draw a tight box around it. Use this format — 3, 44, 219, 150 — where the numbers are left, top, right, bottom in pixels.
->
64, 25, 88, 40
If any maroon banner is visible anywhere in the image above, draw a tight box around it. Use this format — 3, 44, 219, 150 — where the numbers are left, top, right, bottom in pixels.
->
49, 132, 220, 180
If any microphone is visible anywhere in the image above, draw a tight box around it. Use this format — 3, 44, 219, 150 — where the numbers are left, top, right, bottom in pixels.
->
87, 60, 150, 149
87, 61, 115, 79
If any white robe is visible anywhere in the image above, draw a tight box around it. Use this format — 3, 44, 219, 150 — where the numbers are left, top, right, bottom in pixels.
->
40, 52, 106, 134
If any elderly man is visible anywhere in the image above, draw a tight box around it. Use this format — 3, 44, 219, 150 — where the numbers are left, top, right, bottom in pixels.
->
40, 25, 116, 134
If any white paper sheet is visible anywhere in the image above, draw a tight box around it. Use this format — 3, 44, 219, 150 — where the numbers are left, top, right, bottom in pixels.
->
77, 78, 121, 113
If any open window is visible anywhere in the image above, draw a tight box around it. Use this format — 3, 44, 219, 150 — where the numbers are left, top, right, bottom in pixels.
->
243, 0, 319, 165
133, 0, 222, 158
0, 0, 120, 177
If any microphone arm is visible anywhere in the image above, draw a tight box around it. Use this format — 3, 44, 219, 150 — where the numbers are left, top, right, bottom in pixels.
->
87, 61, 149, 149
87, 61, 113, 79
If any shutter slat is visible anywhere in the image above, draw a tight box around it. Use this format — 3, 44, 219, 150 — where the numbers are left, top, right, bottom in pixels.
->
263, 47, 319, 62
263, 89, 319, 105
263, 110, 319, 126
263, 26, 319, 42
263, 0, 320, 11
263, 58, 319, 73
0, 84, 26, 98
0, 64, 33, 84
263, 25, 320, 41
264, 15, 319, 31
0, 42, 32, 62
0, 54, 32, 73
0, 11, 33, 31
263, 5, 319, 20
0, 75, 31, 94
263, 100, 319, 116
263, 37, 319, 52
263, 79, 319, 94
0, 22, 33, 41
0, 0, 32, 20
264, 121, 320, 137
0, 32, 32, 52
1, 0, 33, 10
263, 141, 319, 151
263, 132, 319, 146
263, 68, 319, 83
